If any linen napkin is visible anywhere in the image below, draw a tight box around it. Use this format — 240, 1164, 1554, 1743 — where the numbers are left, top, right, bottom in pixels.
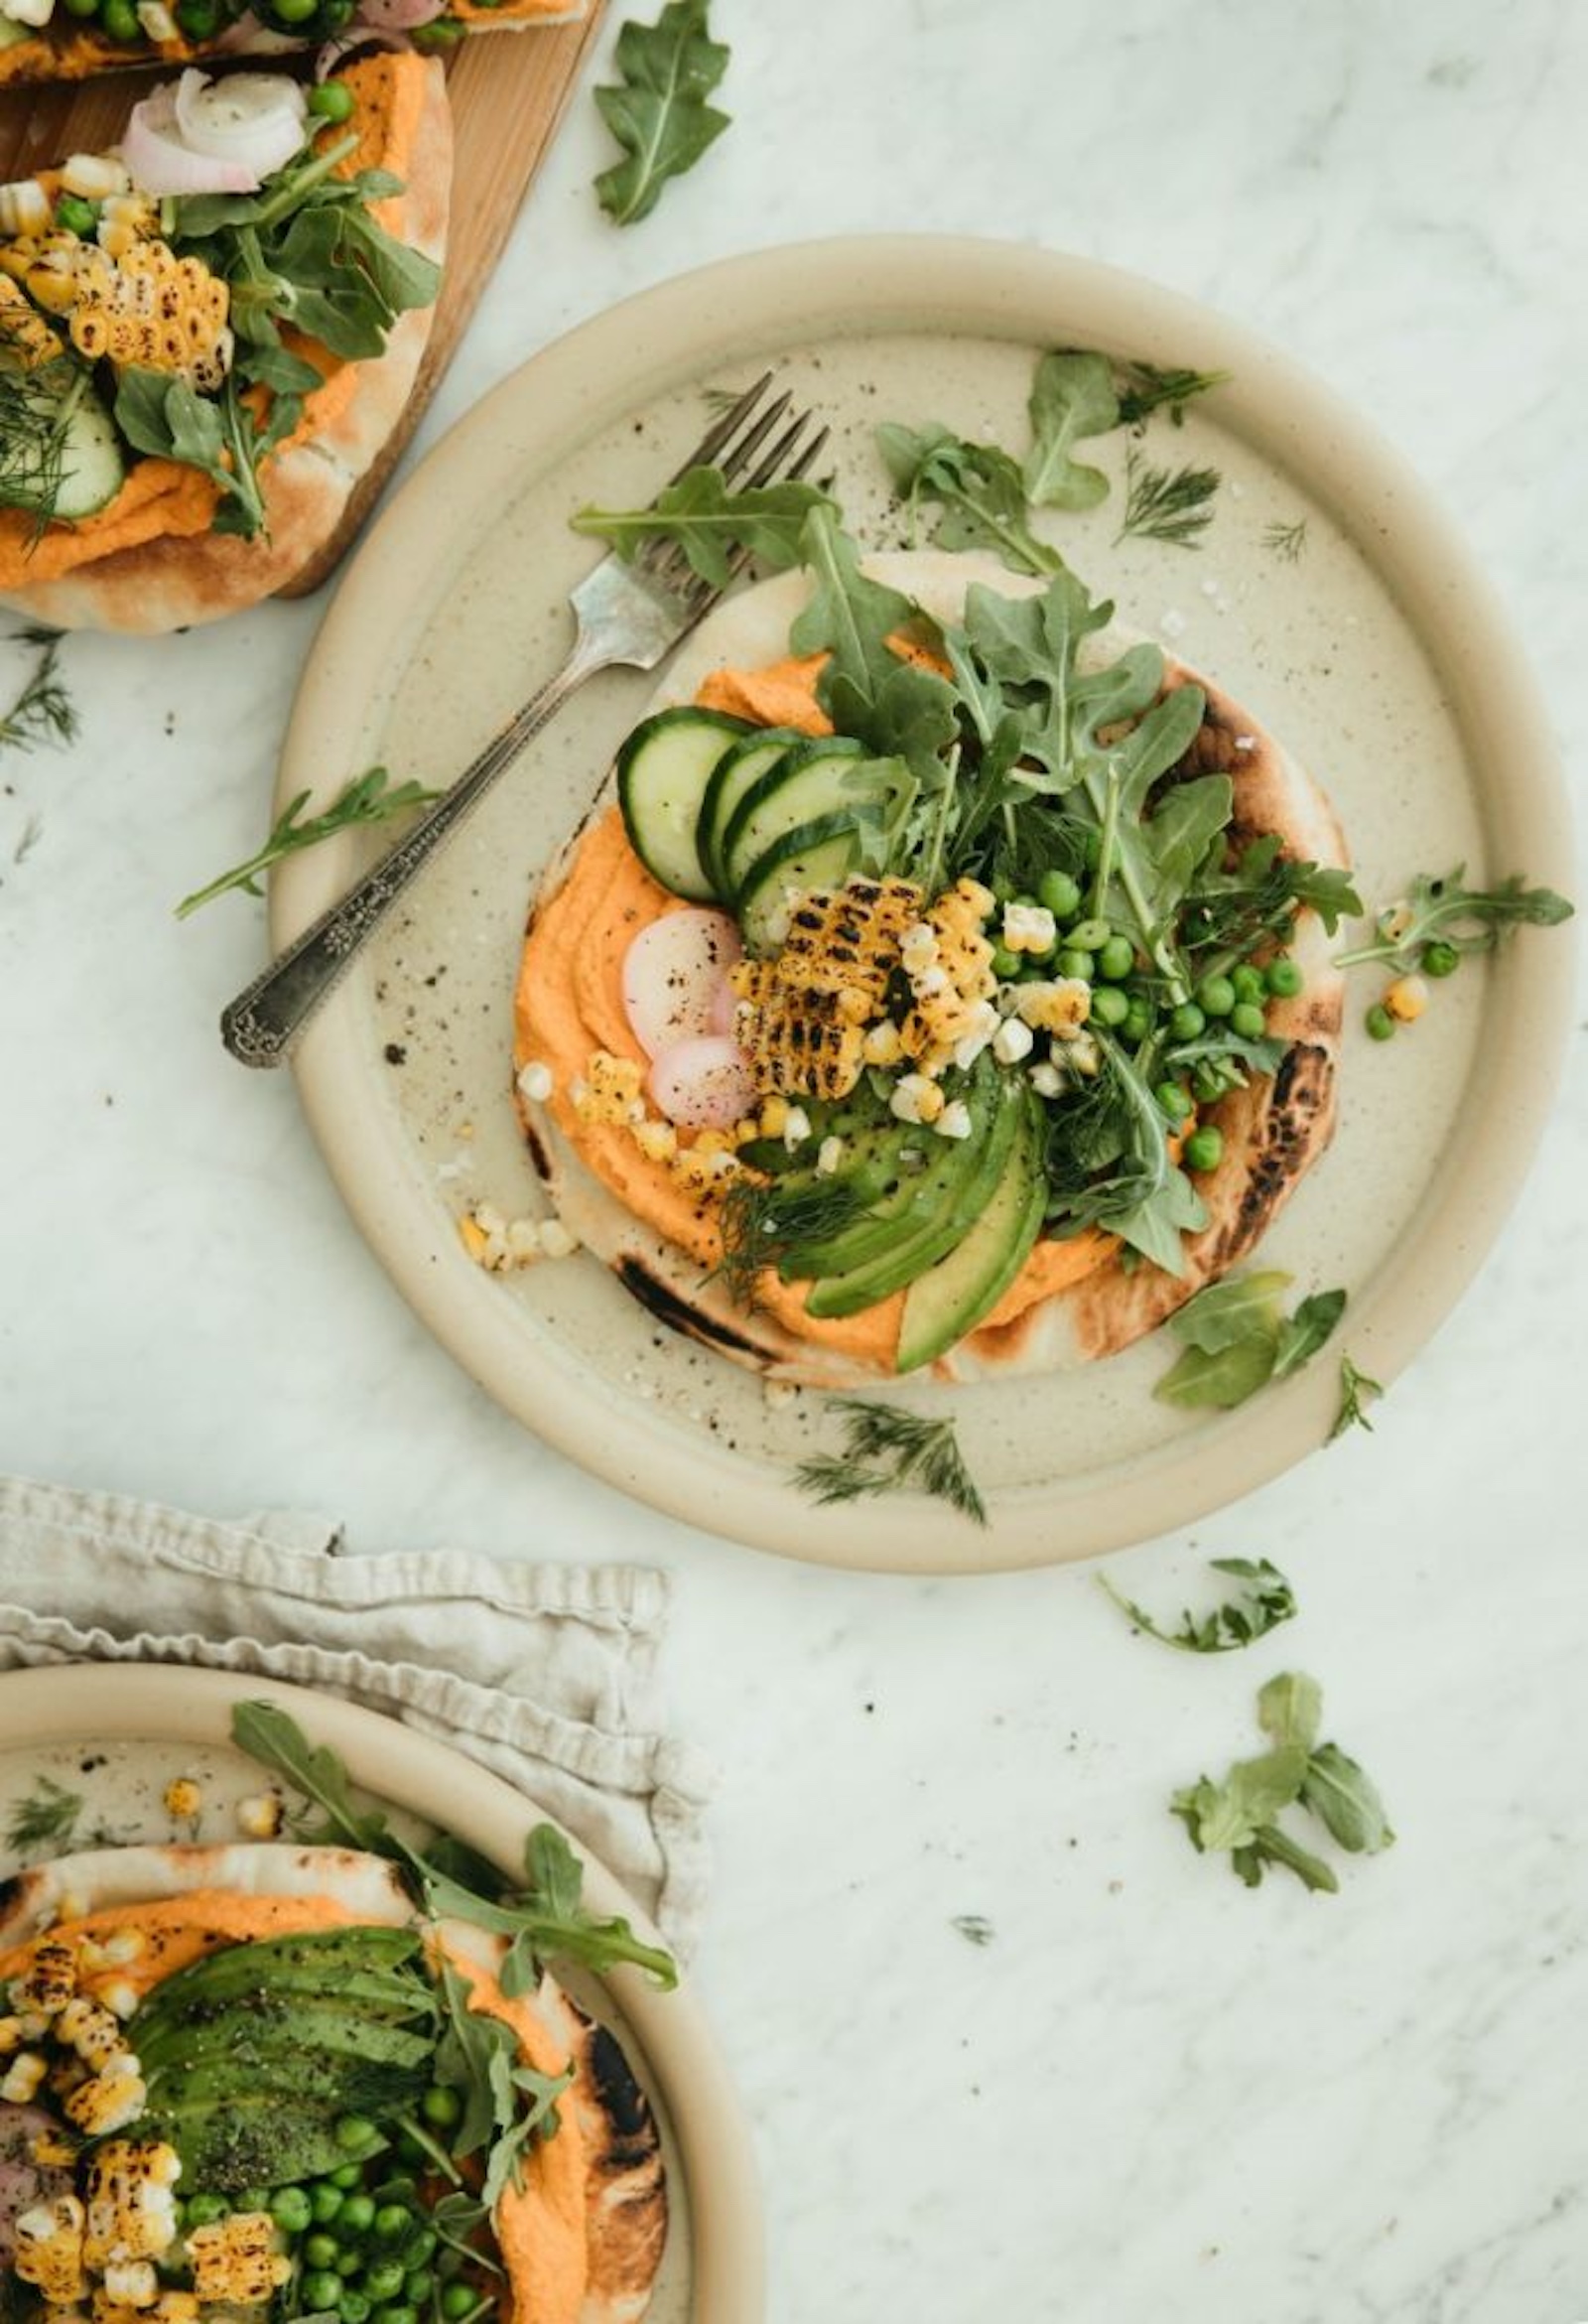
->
0, 1472, 712, 1958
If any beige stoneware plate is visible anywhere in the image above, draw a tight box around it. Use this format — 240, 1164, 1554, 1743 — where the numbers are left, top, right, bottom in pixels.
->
271, 236, 1575, 1572
0, 1664, 761, 2324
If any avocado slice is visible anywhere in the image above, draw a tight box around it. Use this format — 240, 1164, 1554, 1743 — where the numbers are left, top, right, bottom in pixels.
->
895, 1094, 1048, 1373
780, 1068, 999, 1282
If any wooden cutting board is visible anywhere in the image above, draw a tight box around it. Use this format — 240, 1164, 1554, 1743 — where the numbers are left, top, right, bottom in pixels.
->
0, 4, 607, 589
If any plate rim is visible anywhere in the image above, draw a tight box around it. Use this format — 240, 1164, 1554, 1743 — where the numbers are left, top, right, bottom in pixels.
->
0, 1662, 764, 2324
272, 231, 1578, 1573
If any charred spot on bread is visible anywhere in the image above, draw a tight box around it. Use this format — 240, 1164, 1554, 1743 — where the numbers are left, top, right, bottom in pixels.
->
614, 1257, 770, 1363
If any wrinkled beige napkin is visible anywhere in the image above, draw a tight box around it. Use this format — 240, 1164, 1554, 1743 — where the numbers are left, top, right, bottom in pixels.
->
0, 1473, 712, 1958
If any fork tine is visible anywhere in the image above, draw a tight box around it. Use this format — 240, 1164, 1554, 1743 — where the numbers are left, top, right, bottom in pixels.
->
714, 390, 794, 488
666, 368, 776, 483
741, 413, 830, 491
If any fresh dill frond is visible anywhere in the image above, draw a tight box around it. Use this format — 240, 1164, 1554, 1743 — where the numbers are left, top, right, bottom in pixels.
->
0, 630, 77, 756
713, 1172, 864, 1308
5, 1775, 84, 1854
1117, 448, 1221, 548
1115, 360, 1230, 430
175, 764, 440, 917
1262, 517, 1309, 563
794, 1397, 987, 1526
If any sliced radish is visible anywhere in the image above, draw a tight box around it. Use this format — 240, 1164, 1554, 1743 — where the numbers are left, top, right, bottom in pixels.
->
621, 907, 742, 1060
649, 1036, 757, 1130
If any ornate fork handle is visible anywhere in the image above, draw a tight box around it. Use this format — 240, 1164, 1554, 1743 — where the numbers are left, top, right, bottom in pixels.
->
220, 629, 616, 1069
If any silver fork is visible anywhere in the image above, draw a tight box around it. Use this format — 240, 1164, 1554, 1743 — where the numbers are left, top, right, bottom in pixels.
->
220, 372, 829, 1068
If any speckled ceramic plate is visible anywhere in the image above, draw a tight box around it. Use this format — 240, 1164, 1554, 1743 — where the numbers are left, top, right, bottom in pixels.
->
0, 1664, 761, 2324
272, 236, 1575, 1572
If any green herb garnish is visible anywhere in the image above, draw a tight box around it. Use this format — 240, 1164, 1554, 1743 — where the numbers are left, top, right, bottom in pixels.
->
877, 422, 1068, 577
1117, 446, 1220, 547
1114, 359, 1230, 430
1021, 350, 1119, 510
1333, 866, 1573, 974
1330, 1353, 1384, 1440
571, 466, 836, 586
4, 1774, 84, 1854
1099, 1556, 1297, 1653
1262, 517, 1309, 563
434, 1959, 573, 2207
794, 1397, 987, 1526
1154, 1272, 1347, 1411
595, 0, 730, 226
1172, 1670, 1393, 1892
0, 629, 76, 755
176, 765, 439, 917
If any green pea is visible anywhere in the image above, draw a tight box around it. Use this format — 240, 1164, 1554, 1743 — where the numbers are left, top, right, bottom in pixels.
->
310, 2185, 345, 2226
1056, 948, 1092, 982
1421, 938, 1460, 978
272, 2189, 314, 2236
266, 0, 318, 21
1230, 963, 1265, 1004
438, 2289, 477, 2323
100, 0, 143, 37
1089, 985, 1130, 1027
339, 2194, 376, 2235
372, 2306, 418, 2324
1191, 1060, 1236, 1105
1263, 953, 1303, 998
1096, 935, 1135, 983
174, 0, 219, 31
419, 2085, 463, 2131
307, 76, 356, 121
372, 2206, 412, 2244
305, 2236, 341, 2272
1122, 1001, 1153, 1045
338, 2297, 371, 2324
1168, 1001, 1206, 1042
363, 2265, 406, 2303
184, 2195, 229, 2228
401, 2231, 436, 2268
302, 2271, 344, 2311
1230, 1001, 1267, 1041
403, 2271, 435, 2307
1079, 824, 1104, 868
411, 18, 463, 46
1195, 973, 1236, 1019
55, 194, 98, 236
329, 2166, 365, 2192
1065, 917, 1112, 952
1154, 1080, 1194, 1125
335, 2251, 364, 2279
1184, 1126, 1225, 1173
1365, 1003, 1395, 1041
61, 0, 100, 17
1037, 868, 1082, 920
990, 945, 1021, 980
335, 2119, 379, 2156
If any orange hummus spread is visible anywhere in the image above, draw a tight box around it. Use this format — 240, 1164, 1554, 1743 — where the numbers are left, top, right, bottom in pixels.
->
0, 54, 423, 593
514, 653, 1116, 1373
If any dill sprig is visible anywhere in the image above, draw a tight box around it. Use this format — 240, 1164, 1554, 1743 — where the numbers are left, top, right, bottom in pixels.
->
175, 764, 440, 917
0, 629, 77, 755
714, 1171, 863, 1308
1262, 517, 1309, 563
5, 1775, 84, 1854
1115, 359, 1230, 430
793, 1397, 987, 1526
1117, 447, 1220, 548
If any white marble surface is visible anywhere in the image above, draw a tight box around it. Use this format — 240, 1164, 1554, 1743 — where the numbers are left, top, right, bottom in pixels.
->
4, 3, 1588, 2319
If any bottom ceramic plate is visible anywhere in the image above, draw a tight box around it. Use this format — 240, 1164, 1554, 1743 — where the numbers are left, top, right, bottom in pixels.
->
273, 236, 1574, 1572
0, 1664, 761, 2324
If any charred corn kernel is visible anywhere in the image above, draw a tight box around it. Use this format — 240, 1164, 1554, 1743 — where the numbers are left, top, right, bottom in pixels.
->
457, 1215, 489, 1262
693, 1128, 736, 1159
1061, 1029, 1102, 1078
29, 2129, 80, 2167
0, 275, 66, 368
91, 2302, 146, 2324
539, 1219, 579, 1260
57, 1997, 124, 2069
0, 2013, 30, 2054
233, 1792, 282, 1841
733, 877, 926, 1101
1384, 973, 1429, 1023
94, 197, 158, 261
161, 1779, 200, 1820
102, 1934, 147, 1968
185, 2215, 291, 2307
66, 238, 229, 388
992, 1016, 1035, 1064
669, 1147, 739, 1196
60, 155, 129, 203
574, 1050, 644, 1126
757, 1095, 792, 1138
83, 2140, 182, 2267
64, 2060, 145, 2135
2, 2051, 49, 2102
631, 1119, 678, 1164
889, 1074, 946, 1127
1000, 901, 1058, 955
95, 1982, 139, 2022
781, 1105, 812, 1147
861, 1021, 904, 1068
950, 999, 1000, 1070
0, 183, 52, 238
148, 2298, 198, 2324
1014, 978, 1092, 1036
100, 2265, 158, 2310
15, 2197, 88, 2304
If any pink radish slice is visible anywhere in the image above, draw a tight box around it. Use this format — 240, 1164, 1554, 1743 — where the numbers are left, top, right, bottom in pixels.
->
621, 908, 742, 1060
649, 1036, 757, 1130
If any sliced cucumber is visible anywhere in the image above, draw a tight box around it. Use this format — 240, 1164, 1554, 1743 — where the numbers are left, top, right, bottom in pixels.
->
734, 809, 866, 955
695, 726, 808, 899
720, 735, 872, 899
615, 706, 750, 901
0, 369, 125, 523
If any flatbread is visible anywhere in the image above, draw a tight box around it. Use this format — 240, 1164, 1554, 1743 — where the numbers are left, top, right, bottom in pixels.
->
0, 54, 452, 633
516, 551, 1348, 1385
0, 1840, 666, 2324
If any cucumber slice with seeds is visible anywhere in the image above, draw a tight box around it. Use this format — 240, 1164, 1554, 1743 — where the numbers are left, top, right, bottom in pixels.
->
734, 810, 866, 954
616, 706, 750, 900
721, 735, 871, 900
696, 726, 808, 898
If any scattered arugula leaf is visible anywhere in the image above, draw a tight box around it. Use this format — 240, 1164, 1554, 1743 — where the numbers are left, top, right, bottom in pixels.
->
1177, 833, 1362, 972
793, 1397, 987, 1526
1261, 517, 1309, 563
1173, 1671, 1393, 1893
433, 1958, 573, 2209
1155, 1272, 1347, 1411
1333, 865, 1573, 973
4, 1774, 84, 1854
0, 629, 76, 755
230, 1702, 678, 1990
1021, 351, 1119, 510
1330, 1353, 1385, 1440
175, 766, 439, 917
595, 0, 730, 226
1116, 446, 1220, 547
876, 422, 1068, 577
571, 466, 836, 587
1114, 359, 1230, 430
1098, 1556, 1297, 1654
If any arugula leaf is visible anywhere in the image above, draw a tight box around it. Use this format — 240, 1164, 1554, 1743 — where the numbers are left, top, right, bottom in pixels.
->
571, 465, 835, 587
1098, 1555, 1296, 1654
114, 368, 264, 535
433, 1959, 573, 2209
231, 1702, 390, 1850
1022, 350, 1119, 509
1155, 1272, 1347, 1410
793, 1397, 987, 1526
1172, 1674, 1393, 1893
176, 766, 439, 917
1330, 1353, 1385, 1440
595, 0, 730, 226
1256, 1669, 1322, 1753
877, 422, 1068, 576
1333, 865, 1573, 972
1179, 834, 1363, 972
1299, 1741, 1395, 1853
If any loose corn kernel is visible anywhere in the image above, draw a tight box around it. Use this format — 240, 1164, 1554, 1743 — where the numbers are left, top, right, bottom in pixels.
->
861, 1022, 904, 1068
15, 2197, 88, 2304
889, 1074, 946, 1126
1014, 978, 1092, 1036
185, 2214, 292, 2306
64, 2060, 145, 2135
2, 2051, 49, 2102
14, 1941, 77, 2018
815, 1137, 845, 1176
631, 1119, 678, 1164
100, 2264, 159, 2310
1000, 901, 1058, 955
57, 1998, 124, 2070
161, 1780, 201, 1821
936, 1101, 974, 1141
1384, 973, 1429, 1024
233, 1792, 282, 1841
